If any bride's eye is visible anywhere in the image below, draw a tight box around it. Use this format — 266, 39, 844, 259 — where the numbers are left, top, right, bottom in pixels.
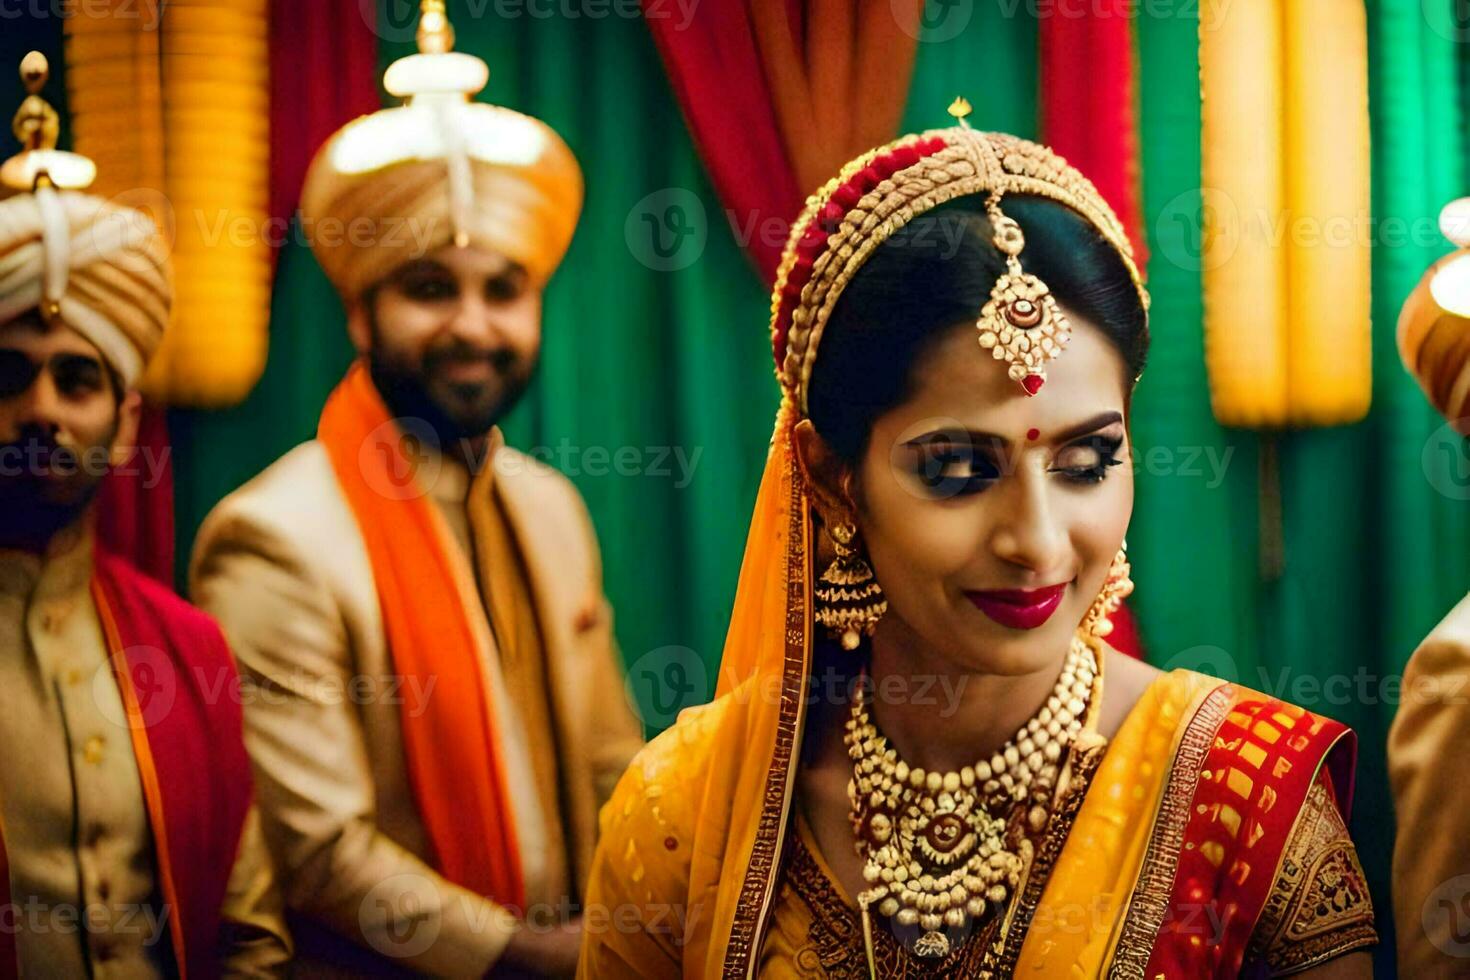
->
1050, 435, 1124, 484
914, 446, 1002, 496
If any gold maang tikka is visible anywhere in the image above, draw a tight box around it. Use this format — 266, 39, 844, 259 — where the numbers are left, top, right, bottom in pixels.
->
949, 98, 1072, 397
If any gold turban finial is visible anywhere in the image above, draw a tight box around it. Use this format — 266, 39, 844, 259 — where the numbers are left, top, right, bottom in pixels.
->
417, 0, 455, 54
382, 0, 488, 99
948, 96, 974, 129
3, 50, 94, 192
13, 52, 60, 155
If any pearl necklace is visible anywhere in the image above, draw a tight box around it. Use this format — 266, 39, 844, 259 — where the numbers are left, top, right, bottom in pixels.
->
844, 636, 1099, 959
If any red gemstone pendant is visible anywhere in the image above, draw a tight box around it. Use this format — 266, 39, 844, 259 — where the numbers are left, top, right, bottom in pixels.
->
1021, 375, 1045, 396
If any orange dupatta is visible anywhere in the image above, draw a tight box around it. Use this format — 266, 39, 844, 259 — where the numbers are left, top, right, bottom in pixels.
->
318, 360, 525, 908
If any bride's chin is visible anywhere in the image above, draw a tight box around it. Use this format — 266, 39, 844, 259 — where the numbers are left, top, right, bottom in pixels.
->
942, 620, 1081, 678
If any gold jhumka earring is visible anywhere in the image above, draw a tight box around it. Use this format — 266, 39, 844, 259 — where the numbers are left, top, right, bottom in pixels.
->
1081, 542, 1134, 641
814, 522, 887, 650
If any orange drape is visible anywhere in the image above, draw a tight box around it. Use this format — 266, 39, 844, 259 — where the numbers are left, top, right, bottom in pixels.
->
318, 362, 525, 908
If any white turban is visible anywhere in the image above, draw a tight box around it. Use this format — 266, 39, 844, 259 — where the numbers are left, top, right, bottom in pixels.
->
0, 187, 172, 387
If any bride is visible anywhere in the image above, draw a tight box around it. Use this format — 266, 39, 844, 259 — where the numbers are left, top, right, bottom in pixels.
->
578, 118, 1377, 978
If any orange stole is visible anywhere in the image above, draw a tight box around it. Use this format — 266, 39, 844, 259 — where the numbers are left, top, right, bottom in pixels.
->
318, 361, 525, 907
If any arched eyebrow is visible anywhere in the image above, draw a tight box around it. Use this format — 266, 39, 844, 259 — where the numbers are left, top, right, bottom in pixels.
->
903, 411, 1124, 451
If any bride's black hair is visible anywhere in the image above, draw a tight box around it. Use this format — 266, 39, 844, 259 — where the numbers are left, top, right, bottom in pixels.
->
806, 195, 1149, 464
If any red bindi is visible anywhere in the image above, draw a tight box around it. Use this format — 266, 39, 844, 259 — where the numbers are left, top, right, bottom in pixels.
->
1026, 428, 1041, 442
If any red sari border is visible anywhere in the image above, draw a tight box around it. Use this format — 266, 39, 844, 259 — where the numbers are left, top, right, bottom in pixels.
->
1135, 685, 1355, 978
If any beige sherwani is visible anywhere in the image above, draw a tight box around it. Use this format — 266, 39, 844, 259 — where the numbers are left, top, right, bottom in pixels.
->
1388, 591, 1470, 978
0, 522, 290, 978
189, 433, 643, 977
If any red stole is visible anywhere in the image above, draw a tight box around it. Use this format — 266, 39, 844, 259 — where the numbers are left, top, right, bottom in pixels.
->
0, 553, 253, 980
1144, 686, 1356, 977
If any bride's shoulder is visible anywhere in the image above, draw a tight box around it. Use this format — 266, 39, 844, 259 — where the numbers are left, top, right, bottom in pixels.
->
597, 691, 744, 846
589, 691, 750, 911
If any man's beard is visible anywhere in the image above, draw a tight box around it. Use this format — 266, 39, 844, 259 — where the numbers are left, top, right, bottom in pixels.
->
368, 338, 535, 448
0, 435, 106, 548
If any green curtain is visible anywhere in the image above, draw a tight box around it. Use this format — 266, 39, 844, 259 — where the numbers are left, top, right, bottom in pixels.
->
1126, 1, 1470, 968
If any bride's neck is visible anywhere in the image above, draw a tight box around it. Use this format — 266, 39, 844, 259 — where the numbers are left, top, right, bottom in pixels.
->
864, 617, 1072, 775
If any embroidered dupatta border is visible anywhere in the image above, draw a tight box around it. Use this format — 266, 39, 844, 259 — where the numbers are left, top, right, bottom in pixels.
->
1107, 682, 1236, 980
723, 439, 813, 979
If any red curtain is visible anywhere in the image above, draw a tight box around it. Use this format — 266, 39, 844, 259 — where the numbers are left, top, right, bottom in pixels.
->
642, 0, 922, 283
96, 404, 174, 582
1037, 1, 1148, 266
267, 0, 382, 260
1038, 6, 1147, 655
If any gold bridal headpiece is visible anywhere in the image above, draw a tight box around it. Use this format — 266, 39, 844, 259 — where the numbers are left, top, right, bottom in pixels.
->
770, 98, 1148, 409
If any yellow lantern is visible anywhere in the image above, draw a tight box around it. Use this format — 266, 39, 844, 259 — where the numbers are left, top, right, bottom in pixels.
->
65, 0, 271, 407
1200, 0, 1371, 428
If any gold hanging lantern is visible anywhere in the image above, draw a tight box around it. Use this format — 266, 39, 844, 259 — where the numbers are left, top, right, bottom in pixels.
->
1200, 0, 1371, 428
64, 0, 271, 408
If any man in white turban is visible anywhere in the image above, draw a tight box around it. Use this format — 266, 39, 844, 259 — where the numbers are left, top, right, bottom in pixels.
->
1389, 199, 1470, 979
190, 4, 642, 976
0, 52, 290, 976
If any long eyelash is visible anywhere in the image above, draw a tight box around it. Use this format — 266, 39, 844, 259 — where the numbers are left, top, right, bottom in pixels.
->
1055, 435, 1124, 484
914, 448, 1002, 495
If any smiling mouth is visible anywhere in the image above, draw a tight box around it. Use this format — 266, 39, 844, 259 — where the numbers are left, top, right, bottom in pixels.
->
439, 360, 497, 384
964, 583, 1068, 630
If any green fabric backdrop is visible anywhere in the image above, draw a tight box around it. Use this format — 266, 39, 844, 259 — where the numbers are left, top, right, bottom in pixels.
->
8, 3, 1469, 972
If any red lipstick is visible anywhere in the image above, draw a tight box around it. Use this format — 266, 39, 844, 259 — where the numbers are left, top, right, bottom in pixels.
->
965, 584, 1067, 630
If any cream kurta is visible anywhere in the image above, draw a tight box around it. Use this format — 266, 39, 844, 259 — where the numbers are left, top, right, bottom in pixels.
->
189, 434, 643, 978
1389, 590, 1470, 978
0, 523, 290, 978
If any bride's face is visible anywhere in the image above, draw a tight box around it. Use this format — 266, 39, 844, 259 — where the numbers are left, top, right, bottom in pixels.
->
854, 313, 1133, 676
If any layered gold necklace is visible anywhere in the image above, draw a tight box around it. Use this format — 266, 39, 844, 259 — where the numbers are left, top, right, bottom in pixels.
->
844, 636, 1099, 959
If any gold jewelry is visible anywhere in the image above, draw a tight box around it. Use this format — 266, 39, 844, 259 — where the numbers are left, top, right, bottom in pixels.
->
814, 522, 887, 651
975, 207, 1071, 396
846, 637, 1098, 958
1081, 543, 1134, 641
771, 100, 1147, 414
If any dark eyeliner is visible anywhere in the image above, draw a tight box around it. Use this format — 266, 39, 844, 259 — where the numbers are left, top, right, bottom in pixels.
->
1052, 434, 1124, 484
913, 445, 1003, 496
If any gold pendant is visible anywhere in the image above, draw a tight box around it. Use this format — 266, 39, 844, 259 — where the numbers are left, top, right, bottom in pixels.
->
914, 930, 951, 958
